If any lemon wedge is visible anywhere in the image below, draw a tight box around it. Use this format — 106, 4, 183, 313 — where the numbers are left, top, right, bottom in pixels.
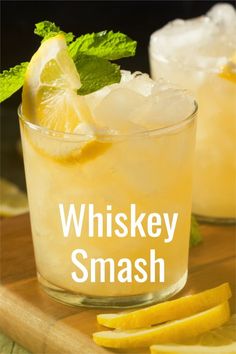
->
219, 52, 236, 84
151, 343, 236, 354
22, 34, 92, 133
151, 315, 236, 354
21, 34, 109, 163
97, 283, 231, 329
0, 178, 28, 217
93, 301, 230, 348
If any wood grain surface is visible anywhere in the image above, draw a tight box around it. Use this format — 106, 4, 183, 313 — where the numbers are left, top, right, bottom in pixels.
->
0, 213, 235, 354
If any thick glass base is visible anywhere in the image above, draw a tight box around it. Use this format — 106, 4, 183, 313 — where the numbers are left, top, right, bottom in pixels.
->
194, 213, 236, 225
38, 271, 188, 309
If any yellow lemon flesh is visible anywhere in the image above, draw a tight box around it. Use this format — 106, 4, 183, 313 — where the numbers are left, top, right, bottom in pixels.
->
151, 315, 236, 354
151, 343, 236, 354
97, 283, 231, 329
0, 178, 28, 217
22, 34, 92, 133
21, 34, 106, 163
93, 301, 230, 348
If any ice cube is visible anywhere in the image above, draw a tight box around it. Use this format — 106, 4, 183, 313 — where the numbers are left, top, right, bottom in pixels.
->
151, 79, 179, 97
93, 87, 146, 132
85, 71, 133, 118
128, 96, 162, 129
150, 16, 214, 61
153, 91, 196, 127
86, 72, 195, 133
207, 3, 236, 28
120, 70, 133, 84
85, 85, 111, 114
150, 3, 236, 73
129, 88, 195, 129
125, 72, 155, 96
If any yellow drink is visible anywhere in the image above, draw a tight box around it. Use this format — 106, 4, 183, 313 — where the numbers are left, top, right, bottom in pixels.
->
150, 3, 236, 221
19, 90, 196, 307
18, 32, 197, 307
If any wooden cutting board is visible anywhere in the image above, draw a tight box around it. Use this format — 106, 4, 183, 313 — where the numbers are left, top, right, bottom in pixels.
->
0, 214, 235, 354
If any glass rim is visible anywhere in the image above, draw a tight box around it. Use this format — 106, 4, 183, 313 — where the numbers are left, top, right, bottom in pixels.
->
18, 101, 198, 141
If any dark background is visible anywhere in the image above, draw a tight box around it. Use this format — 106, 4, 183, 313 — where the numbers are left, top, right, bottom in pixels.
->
1, 0, 235, 189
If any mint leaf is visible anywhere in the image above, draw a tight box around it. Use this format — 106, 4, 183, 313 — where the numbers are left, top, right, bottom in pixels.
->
75, 54, 121, 95
34, 20, 60, 37
0, 62, 28, 103
34, 21, 74, 44
0, 23, 137, 102
190, 215, 202, 247
34, 25, 135, 94
70, 30, 136, 94
69, 31, 137, 61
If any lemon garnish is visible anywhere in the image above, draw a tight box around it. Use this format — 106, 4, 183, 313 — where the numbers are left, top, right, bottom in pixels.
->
151, 315, 236, 353
22, 34, 92, 133
97, 283, 231, 329
21, 35, 108, 163
93, 302, 230, 348
151, 343, 236, 354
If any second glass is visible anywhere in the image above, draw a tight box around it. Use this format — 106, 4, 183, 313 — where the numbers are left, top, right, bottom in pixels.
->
149, 4, 236, 223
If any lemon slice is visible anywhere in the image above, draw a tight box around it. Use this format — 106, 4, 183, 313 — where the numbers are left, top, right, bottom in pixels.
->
21, 34, 109, 163
151, 343, 236, 354
0, 178, 28, 217
150, 315, 236, 354
93, 302, 230, 348
97, 283, 231, 329
219, 52, 236, 84
22, 34, 92, 133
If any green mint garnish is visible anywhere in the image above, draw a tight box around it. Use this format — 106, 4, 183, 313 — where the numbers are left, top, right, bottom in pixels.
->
0, 21, 137, 103
34, 20, 74, 44
190, 215, 202, 247
69, 30, 137, 60
69, 30, 136, 94
75, 54, 121, 95
0, 63, 28, 103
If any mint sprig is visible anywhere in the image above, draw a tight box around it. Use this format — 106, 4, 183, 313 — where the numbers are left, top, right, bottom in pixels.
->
0, 63, 28, 103
34, 20, 74, 44
69, 30, 136, 94
75, 54, 121, 95
0, 21, 137, 102
69, 31, 137, 60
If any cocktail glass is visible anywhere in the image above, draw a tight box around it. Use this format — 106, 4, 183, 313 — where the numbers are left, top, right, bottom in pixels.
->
19, 73, 197, 308
149, 3, 236, 222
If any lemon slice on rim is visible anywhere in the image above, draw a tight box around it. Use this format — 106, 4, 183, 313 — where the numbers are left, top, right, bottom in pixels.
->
150, 315, 236, 354
93, 302, 230, 348
97, 283, 231, 329
20, 34, 109, 163
22, 34, 92, 133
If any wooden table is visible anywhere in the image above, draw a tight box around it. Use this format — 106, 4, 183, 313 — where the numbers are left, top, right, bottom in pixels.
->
0, 214, 235, 354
